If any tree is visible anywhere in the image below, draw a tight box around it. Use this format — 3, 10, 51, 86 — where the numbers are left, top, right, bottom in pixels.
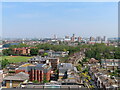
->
114, 48, 120, 59
63, 49, 67, 52
77, 64, 82, 71
82, 58, 89, 62
10, 43, 29, 48
43, 53, 48, 56
32, 80, 39, 83
2, 49, 13, 56
43, 75, 49, 83
1, 59, 9, 68
30, 48, 38, 56
85, 43, 120, 59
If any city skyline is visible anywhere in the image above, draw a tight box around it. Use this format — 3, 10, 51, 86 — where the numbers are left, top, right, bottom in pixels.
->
2, 2, 118, 38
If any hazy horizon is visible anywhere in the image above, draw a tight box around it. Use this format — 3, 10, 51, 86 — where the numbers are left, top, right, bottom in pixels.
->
2, 2, 118, 38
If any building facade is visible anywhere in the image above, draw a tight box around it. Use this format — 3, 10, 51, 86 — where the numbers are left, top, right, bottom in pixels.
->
15, 63, 51, 82
28, 56, 59, 71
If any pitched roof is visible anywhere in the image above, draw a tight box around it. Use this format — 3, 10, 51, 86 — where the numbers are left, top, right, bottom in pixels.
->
29, 56, 58, 61
3, 72, 29, 81
59, 63, 74, 70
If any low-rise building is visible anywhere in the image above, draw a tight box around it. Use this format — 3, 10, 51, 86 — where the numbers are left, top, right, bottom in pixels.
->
12, 47, 35, 55
28, 56, 59, 70
12, 47, 30, 55
3, 72, 29, 88
58, 63, 78, 80
88, 58, 99, 64
47, 51, 69, 57
89, 65, 119, 89
6, 62, 26, 73
101, 59, 120, 70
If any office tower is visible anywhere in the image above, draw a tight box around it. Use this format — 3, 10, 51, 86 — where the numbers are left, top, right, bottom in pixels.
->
53, 34, 57, 39
78, 36, 82, 42
71, 34, 75, 42
96, 36, 101, 41
90, 36, 95, 41
103, 36, 107, 41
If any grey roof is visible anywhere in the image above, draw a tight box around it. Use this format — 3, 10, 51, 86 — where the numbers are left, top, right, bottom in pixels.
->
28, 64, 45, 70
16, 63, 51, 73
59, 69, 67, 74
74, 67, 78, 72
36, 64, 51, 73
4, 72, 29, 81
16, 66, 29, 72
28, 64, 51, 73
58, 63, 74, 70
29, 56, 47, 61
29, 56, 58, 61
36, 64, 45, 67
64, 79, 76, 83
58, 63, 74, 73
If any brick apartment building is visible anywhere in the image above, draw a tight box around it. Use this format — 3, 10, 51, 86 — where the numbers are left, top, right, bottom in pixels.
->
15, 63, 51, 82
12, 47, 35, 55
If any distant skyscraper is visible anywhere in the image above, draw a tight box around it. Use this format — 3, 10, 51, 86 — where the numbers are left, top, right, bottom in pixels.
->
90, 36, 95, 41
96, 36, 101, 41
73, 34, 75, 37
78, 36, 82, 42
71, 34, 75, 42
71, 37, 75, 42
103, 36, 107, 41
53, 34, 57, 39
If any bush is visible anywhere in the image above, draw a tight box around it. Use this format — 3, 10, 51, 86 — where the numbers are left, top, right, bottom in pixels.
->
1, 59, 9, 69
32, 80, 39, 83
9, 71, 15, 73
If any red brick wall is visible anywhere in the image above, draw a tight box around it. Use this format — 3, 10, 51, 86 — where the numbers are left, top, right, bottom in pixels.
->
44, 70, 51, 81
12, 48, 31, 55
16, 69, 51, 82
29, 69, 51, 82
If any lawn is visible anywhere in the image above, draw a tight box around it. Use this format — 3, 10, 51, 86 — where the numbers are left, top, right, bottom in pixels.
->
1, 56, 33, 63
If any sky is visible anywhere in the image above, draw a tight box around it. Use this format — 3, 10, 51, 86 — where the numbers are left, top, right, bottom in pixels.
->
2, 2, 118, 38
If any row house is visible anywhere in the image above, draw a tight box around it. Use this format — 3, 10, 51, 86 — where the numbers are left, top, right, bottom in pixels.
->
58, 63, 78, 79
89, 66, 119, 89
57, 63, 79, 85
47, 51, 69, 57
38, 49, 69, 57
101, 59, 120, 71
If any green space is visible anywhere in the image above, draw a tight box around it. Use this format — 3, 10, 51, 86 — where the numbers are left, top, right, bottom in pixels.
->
1, 56, 33, 63
3, 43, 120, 60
